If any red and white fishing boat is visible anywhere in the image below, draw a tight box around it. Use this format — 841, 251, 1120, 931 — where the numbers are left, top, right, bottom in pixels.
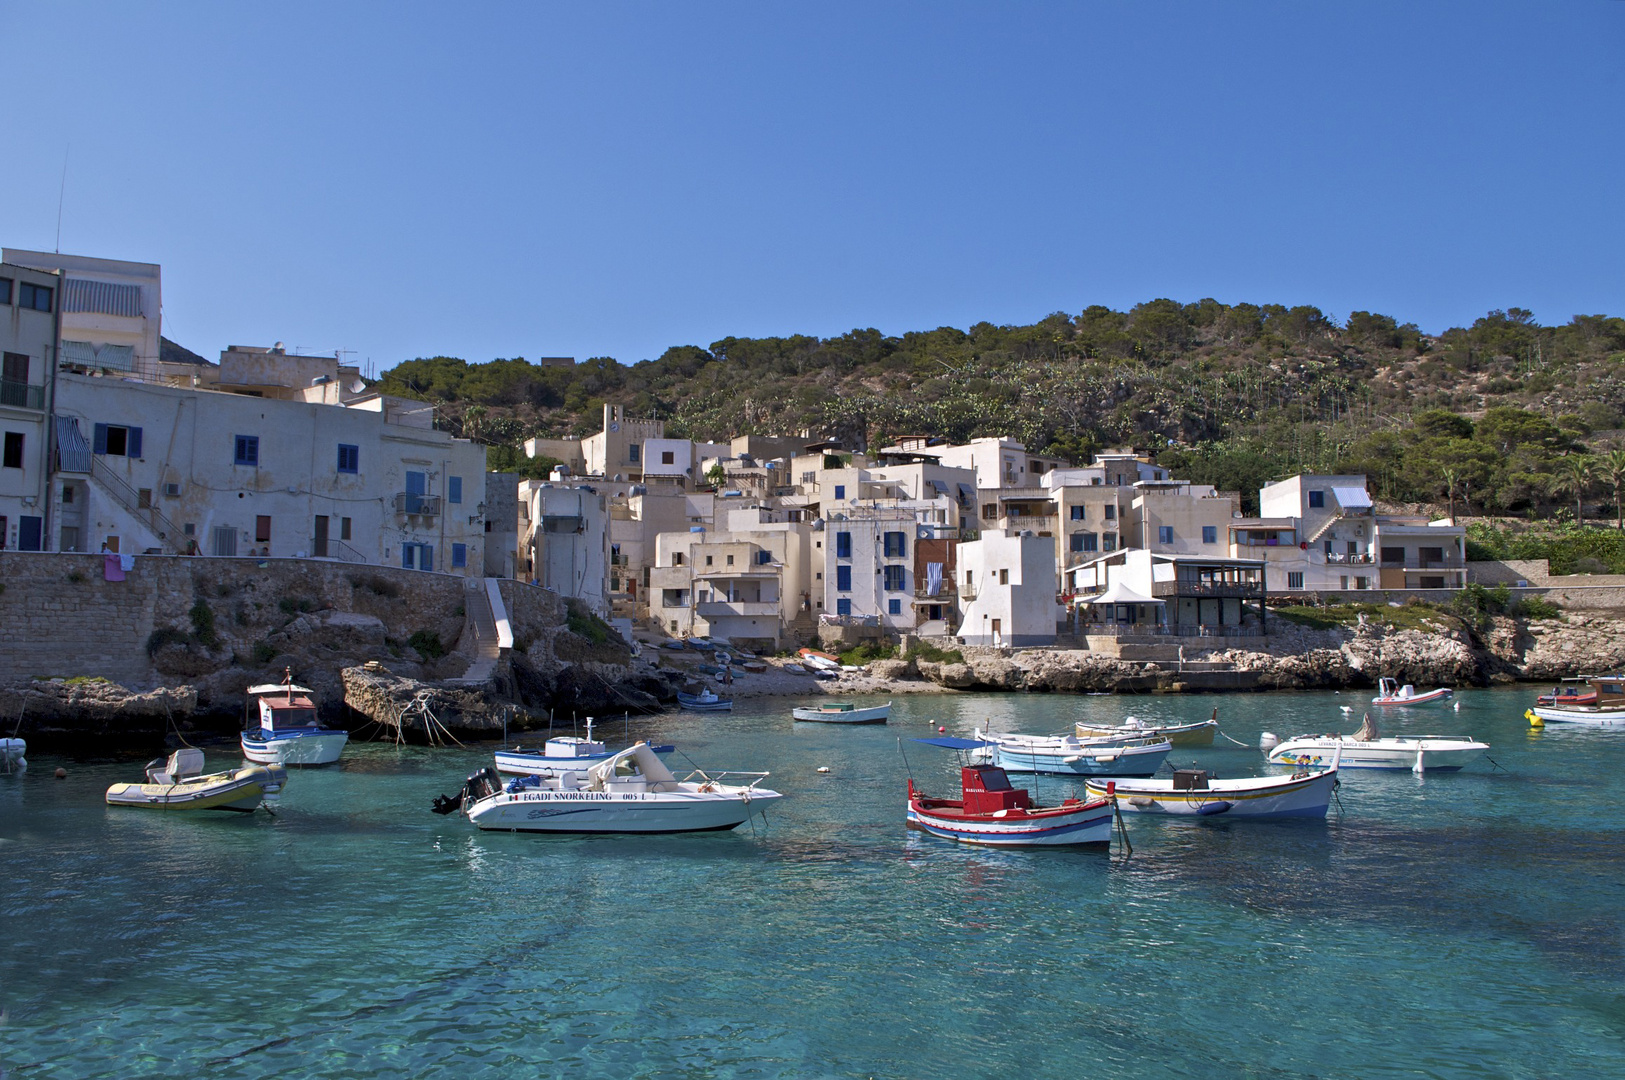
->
907, 744, 1114, 847
1371, 677, 1453, 706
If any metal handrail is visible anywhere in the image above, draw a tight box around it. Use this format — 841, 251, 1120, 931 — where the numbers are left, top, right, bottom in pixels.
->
311, 536, 367, 563
90, 456, 185, 552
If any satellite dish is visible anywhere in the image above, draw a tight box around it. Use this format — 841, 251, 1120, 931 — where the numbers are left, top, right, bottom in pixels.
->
348, 379, 366, 394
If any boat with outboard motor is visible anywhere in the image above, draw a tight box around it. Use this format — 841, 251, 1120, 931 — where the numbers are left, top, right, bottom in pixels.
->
1087, 748, 1341, 819
1527, 674, 1625, 726
106, 748, 287, 813
1075, 708, 1218, 747
973, 728, 1171, 776
240, 670, 348, 766
494, 717, 676, 776
676, 688, 733, 712
1537, 678, 1598, 708
1371, 677, 1453, 707
906, 754, 1113, 847
434, 742, 782, 833
1266, 712, 1487, 772
792, 701, 891, 724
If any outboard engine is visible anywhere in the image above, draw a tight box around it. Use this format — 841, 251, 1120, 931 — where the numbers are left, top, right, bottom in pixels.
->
431, 766, 504, 815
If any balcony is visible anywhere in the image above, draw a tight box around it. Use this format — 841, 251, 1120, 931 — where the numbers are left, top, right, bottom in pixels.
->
1323, 552, 1374, 565
394, 492, 441, 517
1152, 580, 1265, 599
1382, 558, 1463, 570
696, 601, 781, 617
0, 380, 44, 410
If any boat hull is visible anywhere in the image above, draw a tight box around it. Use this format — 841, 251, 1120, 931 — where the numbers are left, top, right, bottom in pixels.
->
1088, 769, 1336, 818
1074, 720, 1216, 747
241, 730, 348, 766
907, 801, 1113, 846
494, 744, 676, 777
676, 692, 733, 712
992, 740, 1170, 777
466, 788, 784, 833
792, 703, 890, 724
1267, 737, 1486, 771
106, 765, 288, 812
1528, 705, 1625, 727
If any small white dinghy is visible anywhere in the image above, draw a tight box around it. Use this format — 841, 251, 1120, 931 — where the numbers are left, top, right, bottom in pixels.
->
1371, 677, 1453, 706
437, 742, 783, 834
1268, 712, 1488, 772
106, 748, 287, 813
792, 701, 891, 724
1087, 748, 1341, 819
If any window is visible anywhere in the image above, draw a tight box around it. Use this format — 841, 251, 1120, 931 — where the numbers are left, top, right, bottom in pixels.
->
254, 516, 272, 543
661, 450, 675, 465
1202, 526, 1217, 544
402, 542, 434, 571
983, 503, 998, 520
92, 424, 142, 458
1355, 575, 1369, 590
337, 444, 359, 473
62, 485, 74, 503
966, 570, 973, 587
801, 471, 815, 484
18, 282, 52, 312
2, 432, 21, 469
672, 552, 684, 566
757, 549, 772, 564
837, 598, 852, 616
836, 532, 852, 558
212, 526, 236, 557
1103, 504, 1116, 520
448, 476, 463, 504
883, 531, 906, 558
998, 569, 1009, 585
883, 565, 905, 591
1288, 571, 1304, 589
888, 598, 902, 616
834, 484, 845, 500
1102, 533, 1117, 551
706, 555, 713, 566
340, 517, 352, 541
1158, 526, 1174, 544
1380, 546, 1405, 564
234, 435, 260, 467
452, 543, 467, 568
1308, 490, 1325, 508
0, 277, 10, 304
1070, 505, 1085, 521
836, 565, 852, 591
726, 554, 734, 566
1071, 532, 1097, 553
628, 444, 640, 463
137, 488, 152, 509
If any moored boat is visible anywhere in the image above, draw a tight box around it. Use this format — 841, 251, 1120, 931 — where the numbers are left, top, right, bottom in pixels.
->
0, 737, 25, 774
1075, 708, 1218, 747
974, 728, 1171, 777
436, 742, 783, 834
1536, 678, 1598, 707
1372, 677, 1453, 706
907, 759, 1113, 847
676, 688, 733, 712
1527, 675, 1625, 726
494, 717, 676, 776
106, 748, 287, 813
1267, 712, 1487, 772
792, 701, 891, 724
1086, 755, 1340, 819
240, 670, 348, 766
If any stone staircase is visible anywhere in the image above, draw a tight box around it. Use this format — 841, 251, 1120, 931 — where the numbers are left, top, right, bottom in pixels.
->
449, 578, 508, 684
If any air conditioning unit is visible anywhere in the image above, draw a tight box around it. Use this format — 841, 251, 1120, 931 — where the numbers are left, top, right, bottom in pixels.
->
163, 483, 181, 498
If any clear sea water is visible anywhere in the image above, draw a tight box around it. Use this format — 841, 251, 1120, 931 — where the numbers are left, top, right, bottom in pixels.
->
2, 688, 1622, 1079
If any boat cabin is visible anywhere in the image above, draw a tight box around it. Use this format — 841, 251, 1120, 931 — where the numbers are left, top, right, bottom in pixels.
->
960, 765, 1032, 815
246, 681, 321, 734
1585, 676, 1625, 707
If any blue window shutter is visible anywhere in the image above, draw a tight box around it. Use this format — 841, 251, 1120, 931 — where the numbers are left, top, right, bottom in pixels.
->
128, 427, 143, 459
836, 532, 851, 558
93, 424, 108, 455
836, 565, 851, 591
888, 598, 901, 616
837, 598, 851, 616
449, 476, 462, 504
452, 543, 467, 568
834, 485, 845, 500
402, 545, 414, 569
406, 471, 426, 495
422, 545, 433, 572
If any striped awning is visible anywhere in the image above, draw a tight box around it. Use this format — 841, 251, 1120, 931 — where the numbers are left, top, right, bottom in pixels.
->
55, 416, 92, 473
64, 278, 143, 317
61, 340, 136, 371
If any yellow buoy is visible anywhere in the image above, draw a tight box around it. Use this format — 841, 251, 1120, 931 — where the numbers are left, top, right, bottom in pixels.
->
1525, 709, 1544, 728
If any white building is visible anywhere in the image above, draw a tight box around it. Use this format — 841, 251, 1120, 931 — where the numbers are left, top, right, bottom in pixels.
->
1, 261, 61, 550
521, 482, 609, 614
3, 249, 160, 378
648, 505, 815, 650
956, 529, 1059, 647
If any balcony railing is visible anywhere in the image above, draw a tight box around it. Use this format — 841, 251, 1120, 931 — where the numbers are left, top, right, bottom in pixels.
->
1084, 623, 1266, 638
1324, 552, 1374, 565
1152, 580, 1265, 599
697, 601, 781, 617
0, 380, 44, 410
311, 536, 368, 563
394, 492, 442, 516
1380, 558, 1461, 570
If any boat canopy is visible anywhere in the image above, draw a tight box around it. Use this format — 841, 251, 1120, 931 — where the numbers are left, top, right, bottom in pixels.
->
589, 743, 677, 788
912, 737, 990, 750
246, 683, 316, 696
1079, 582, 1164, 606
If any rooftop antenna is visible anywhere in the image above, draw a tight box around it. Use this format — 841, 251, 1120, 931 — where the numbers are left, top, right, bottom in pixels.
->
55, 145, 69, 253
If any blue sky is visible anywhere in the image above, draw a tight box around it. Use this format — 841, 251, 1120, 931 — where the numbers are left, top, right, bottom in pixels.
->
2, 2, 1620, 372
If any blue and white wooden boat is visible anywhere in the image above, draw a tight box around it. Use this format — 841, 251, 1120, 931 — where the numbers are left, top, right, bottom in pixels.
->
677, 688, 733, 712
1087, 749, 1341, 819
974, 728, 1170, 777
494, 718, 676, 777
241, 673, 348, 766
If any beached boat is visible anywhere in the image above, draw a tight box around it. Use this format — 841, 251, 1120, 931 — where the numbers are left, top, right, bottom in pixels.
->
1086, 755, 1340, 819
1, 737, 25, 774
792, 701, 891, 724
1075, 709, 1218, 747
1267, 712, 1487, 772
797, 648, 842, 670
1527, 675, 1625, 726
240, 671, 348, 766
1371, 677, 1453, 706
676, 688, 733, 712
907, 759, 1113, 847
106, 748, 288, 813
437, 742, 783, 834
494, 717, 675, 776
974, 728, 1171, 777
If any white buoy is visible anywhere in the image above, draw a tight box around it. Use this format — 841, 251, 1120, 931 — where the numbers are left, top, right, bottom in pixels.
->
1453, 701, 1461, 711
1340, 705, 1353, 713
1413, 748, 1426, 775
817, 766, 830, 774
1259, 732, 1280, 751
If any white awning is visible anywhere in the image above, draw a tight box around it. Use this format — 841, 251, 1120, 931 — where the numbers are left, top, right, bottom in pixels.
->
1078, 582, 1164, 606
1333, 486, 1372, 508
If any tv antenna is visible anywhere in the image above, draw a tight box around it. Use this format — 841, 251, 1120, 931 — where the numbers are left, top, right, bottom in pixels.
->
55, 146, 70, 253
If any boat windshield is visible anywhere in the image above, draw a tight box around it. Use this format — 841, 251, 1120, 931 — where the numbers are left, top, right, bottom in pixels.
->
270, 707, 319, 730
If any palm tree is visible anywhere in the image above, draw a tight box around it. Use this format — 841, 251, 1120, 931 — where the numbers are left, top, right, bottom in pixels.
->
1440, 466, 1459, 522
1558, 455, 1593, 525
1606, 448, 1625, 530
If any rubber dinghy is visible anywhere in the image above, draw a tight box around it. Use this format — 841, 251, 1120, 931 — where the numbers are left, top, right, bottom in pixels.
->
106, 749, 287, 814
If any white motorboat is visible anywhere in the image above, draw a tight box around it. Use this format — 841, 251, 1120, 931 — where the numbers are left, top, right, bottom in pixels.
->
494, 717, 676, 776
1527, 675, 1625, 726
0, 737, 25, 774
437, 742, 783, 834
1268, 712, 1487, 772
106, 748, 287, 813
1371, 677, 1453, 706
241, 671, 348, 766
973, 728, 1171, 777
792, 701, 891, 724
1086, 760, 1340, 819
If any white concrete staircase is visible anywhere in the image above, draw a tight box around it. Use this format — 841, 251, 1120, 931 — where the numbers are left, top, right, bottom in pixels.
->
450, 578, 511, 684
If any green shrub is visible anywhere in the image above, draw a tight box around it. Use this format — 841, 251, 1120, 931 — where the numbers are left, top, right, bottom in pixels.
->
278, 596, 316, 615
145, 626, 191, 657
838, 642, 897, 666
407, 630, 445, 659
565, 600, 614, 645
905, 641, 964, 665
1513, 595, 1562, 620
251, 641, 278, 664
189, 602, 218, 647
348, 573, 402, 598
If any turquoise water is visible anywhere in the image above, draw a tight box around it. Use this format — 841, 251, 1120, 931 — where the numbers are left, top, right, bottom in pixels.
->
3, 688, 1623, 1079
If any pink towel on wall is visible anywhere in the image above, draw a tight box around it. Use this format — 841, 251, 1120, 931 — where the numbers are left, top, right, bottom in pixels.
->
103, 553, 125, 582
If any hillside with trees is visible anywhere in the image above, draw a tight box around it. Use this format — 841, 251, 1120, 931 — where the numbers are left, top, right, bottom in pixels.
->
377, 300, 1625, 526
